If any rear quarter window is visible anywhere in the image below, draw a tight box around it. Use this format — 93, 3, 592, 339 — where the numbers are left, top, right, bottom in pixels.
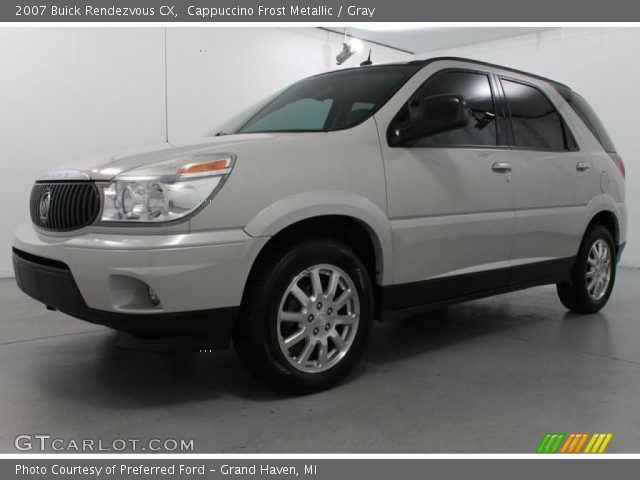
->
567, 93, 617, 153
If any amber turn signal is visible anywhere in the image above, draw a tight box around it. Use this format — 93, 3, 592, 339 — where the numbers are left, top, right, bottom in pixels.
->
178, 159, 229, 176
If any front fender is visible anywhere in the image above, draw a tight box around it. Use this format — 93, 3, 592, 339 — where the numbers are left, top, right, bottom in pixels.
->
243, 191, 394, 285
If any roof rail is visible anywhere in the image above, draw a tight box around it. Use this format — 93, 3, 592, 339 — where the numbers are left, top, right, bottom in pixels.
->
416, 57, 572, 100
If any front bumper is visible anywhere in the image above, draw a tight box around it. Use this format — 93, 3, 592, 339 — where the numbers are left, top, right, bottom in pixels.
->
13, 248, 238, 343
12, 222, 268, 344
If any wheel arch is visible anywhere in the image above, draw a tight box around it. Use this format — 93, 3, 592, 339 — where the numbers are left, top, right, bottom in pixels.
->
243, 192, 393, 286
585, 210, 620, 249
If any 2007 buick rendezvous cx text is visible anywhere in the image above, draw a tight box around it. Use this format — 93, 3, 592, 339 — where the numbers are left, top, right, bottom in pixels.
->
13, 58, 627, 393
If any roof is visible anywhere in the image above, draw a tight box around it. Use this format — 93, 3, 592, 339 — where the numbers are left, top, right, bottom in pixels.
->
304, 57, 574, 101
410, 57, 573, 100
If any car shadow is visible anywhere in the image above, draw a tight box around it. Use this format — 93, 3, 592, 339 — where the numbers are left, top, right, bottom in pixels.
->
33, 288, 612, 407
364, 298, 532, 365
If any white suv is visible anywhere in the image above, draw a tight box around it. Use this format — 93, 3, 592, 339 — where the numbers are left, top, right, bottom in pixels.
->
13, 58, 627, 392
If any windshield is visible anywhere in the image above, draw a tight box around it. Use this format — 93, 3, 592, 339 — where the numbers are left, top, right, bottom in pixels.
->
228, 65, 419, 134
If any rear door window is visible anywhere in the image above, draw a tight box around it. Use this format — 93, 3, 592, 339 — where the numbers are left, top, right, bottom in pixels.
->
501, 79, 573, 151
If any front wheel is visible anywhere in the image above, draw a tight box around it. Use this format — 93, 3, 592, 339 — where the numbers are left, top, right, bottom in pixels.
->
233, 239, 374, 393
556, 225, 616, 313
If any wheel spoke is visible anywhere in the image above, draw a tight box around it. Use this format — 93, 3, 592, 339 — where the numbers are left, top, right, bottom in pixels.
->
310, 268, 323, 299
334, 314, 357, 326
297, 339, 315, 365
283, 329, 307, 349
326, 271, 339, 300
333, 289, 353, 311
290, 285, 311, 307
317, 339, 328, 365
331, 333, 346, 350
279, 311, 306, 323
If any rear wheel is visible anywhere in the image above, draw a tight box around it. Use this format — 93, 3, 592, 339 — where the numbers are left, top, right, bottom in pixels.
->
233, 239, 374, 393
556, 225, 616, 313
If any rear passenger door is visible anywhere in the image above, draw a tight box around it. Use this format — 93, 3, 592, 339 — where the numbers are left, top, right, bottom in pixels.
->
498, 75, 593, 285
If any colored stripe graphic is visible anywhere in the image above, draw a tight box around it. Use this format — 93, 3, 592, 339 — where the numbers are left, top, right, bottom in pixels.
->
584, 433, 613, 453
537, 433, 566, 453
561, 433, 575, 453
560, 433, 589, 453
574, 433, 589, 453
538, 433, 613, 453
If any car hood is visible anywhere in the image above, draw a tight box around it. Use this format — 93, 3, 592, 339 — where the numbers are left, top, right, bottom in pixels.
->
38, 134, 275, 181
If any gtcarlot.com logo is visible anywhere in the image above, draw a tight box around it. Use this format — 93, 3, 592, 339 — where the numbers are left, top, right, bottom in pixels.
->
14, 434, 194, 452
537, 432, 613, 454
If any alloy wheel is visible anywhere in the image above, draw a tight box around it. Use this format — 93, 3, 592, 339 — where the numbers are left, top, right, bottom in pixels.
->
276, 264, 360, 373
586, 239, 612, 301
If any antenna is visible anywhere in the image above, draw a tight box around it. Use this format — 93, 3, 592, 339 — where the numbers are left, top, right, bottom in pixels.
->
360, 49, 372, 66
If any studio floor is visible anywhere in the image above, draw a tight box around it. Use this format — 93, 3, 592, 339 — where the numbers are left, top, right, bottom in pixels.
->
1, 269, 639, 453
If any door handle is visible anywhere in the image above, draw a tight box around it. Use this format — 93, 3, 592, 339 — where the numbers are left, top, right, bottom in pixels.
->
492, 162, 512, 173
576, 162, 590, 172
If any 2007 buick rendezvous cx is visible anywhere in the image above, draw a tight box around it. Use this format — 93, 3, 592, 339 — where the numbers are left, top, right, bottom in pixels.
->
13, 58, 627, 392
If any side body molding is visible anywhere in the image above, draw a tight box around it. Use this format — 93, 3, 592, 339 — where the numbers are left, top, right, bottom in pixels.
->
243, 191, 394, 285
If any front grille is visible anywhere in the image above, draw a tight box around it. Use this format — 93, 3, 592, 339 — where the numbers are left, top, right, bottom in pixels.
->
30, 181, 100, 231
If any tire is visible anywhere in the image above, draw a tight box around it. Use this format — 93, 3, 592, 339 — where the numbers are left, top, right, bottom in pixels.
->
233, 238, 374, 394
556, 225, 617, 313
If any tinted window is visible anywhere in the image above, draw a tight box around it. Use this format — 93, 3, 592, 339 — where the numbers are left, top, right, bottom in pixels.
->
391, 71, 497, 147
568, 93, 616, 153
238, 65, 419, 133
502, 79, 569, 150
241, 98, 334, 132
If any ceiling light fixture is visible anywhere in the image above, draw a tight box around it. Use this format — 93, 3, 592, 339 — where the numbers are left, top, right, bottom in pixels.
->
336, 42, 355, 65
336, 29, 364, 65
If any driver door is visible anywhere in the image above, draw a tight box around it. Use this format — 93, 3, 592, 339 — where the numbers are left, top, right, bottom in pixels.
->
375, 62, 516, 309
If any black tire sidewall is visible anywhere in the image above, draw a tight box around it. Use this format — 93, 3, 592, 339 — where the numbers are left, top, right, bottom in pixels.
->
571, 226, 617, 311
236, 239, 374, 393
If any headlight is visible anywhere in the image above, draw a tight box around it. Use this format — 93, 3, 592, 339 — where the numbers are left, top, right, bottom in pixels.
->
100, 154, 234, 223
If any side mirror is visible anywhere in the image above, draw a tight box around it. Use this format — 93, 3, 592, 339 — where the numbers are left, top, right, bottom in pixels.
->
389, 94, 469, 146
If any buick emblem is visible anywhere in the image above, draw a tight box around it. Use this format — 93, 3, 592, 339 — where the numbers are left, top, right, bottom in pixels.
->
39, 189, 52, 223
